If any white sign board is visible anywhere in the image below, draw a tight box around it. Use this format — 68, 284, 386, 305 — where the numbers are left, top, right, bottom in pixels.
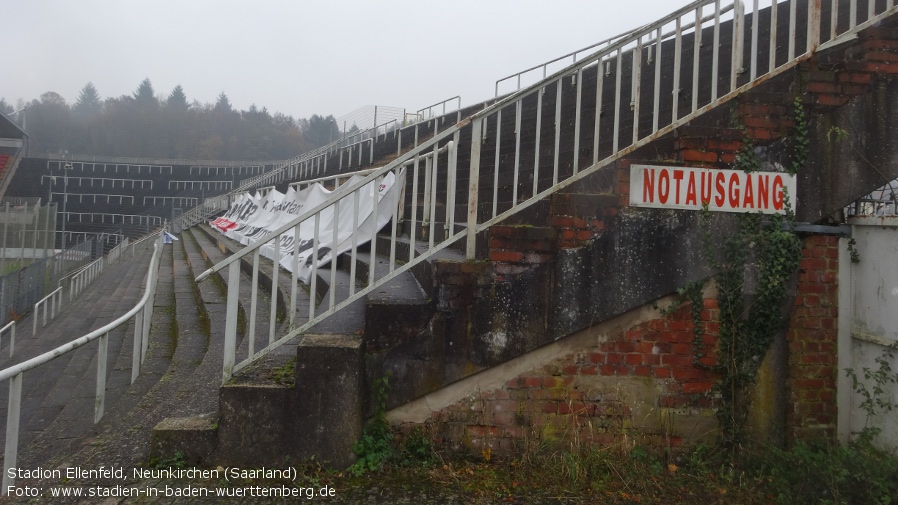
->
629, 164, 797, 214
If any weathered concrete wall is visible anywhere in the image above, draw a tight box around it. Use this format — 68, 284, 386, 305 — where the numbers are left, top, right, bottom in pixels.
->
372, 22, 898, 414
389, 234, 840, 452
838, 217, 898, 449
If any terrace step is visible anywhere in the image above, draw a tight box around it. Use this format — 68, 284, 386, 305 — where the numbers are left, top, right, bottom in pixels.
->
0, 240, 159, 469
19, 235, 227, 483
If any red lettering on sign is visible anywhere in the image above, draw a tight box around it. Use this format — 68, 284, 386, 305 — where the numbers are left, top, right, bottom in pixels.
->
758, 175, 769, 209
643, 168, 655, 203
714, 172, 726, 207
659, 170, 670, 204
685, 171, 697, 205
773, 175, 784, 210
673, 170, 684, 204
728, 173, 740, 208
743, 173, 754, 208
700, 172, 712, 205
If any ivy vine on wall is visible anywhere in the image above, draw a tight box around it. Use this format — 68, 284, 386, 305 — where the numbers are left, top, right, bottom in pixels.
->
676, 97, 807, 450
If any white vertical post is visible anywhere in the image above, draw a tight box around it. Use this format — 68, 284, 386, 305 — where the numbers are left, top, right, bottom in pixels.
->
554, 79, 563, 184
732, 0, 745, 92
632, 40, 643, 145
132, 310, 142, 384
533, 88, 543, 198
574, 68, 584, 173
3, 372, 23, 493
807, 0, 821, 52
269, 235, 279, 345
493, 110, 502, 218
95, 332, 108, 423
768, 2, 779, 72
466, 118, 483, 259
222, 261, 240, 383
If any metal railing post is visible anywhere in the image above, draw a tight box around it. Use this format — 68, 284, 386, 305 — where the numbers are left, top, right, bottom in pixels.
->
807, 0, 821, 52
222, 261, 240, 384
466, 118, 483, 259
131, 310, 143, 383
2, 372, 23, 492
95, 332, 108, 423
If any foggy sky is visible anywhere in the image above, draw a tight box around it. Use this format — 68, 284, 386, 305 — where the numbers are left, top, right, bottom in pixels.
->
4, 0, 691, 121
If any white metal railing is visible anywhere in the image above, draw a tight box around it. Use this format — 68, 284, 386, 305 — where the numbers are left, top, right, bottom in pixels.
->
417, 96, 462, 124
32, 236, 132, 336
198, 0, 897, 382
495, 27, 649, 97
0, 321, 14, 358
288, 169, 377, 191
197, 139, 458, 382
66, 257, 104, 301
32, 287, 62, 336
0, 232, 163, 493
845, 177, 898, 217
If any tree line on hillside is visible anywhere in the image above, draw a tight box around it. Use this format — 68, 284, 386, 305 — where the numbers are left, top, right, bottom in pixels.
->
0, 79, 344, 161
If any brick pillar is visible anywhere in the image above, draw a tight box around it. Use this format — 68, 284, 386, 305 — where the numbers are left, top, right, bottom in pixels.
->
787, 235, 839, 442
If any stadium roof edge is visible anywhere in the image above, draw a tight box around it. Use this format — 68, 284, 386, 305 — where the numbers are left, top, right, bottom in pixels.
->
0, 111, 27, 140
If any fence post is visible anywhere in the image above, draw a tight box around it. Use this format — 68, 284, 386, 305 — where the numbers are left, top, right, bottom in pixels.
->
222, 261, 240, 384
2, 372, 23, 493
466, 117, 483, 259
807, 0, 821, 51
95, 332, 108, 423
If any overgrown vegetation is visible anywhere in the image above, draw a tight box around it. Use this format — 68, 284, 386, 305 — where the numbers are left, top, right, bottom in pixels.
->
681, 99, 806, 449
269, 358, 296, 386
348, 373, 437, 477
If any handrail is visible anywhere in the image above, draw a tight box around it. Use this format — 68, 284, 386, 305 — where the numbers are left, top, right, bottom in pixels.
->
494, 26, 648, 97
416, 96, 462, 124
198, 134, 460, 382
1, 232, 163, 492
0, 321, 13, 358
32, 287, 62, 336
67, 256, 104, 301
197, 0, 898, 385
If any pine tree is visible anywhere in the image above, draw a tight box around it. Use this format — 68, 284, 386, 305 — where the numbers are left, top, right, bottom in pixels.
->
165, 85, 189, 112
73, 82, 102, 116
133, 78, 158, 107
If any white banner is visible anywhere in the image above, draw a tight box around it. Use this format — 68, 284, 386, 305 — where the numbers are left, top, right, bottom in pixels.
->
629, 164, 797, 214
211, 169, 406, 283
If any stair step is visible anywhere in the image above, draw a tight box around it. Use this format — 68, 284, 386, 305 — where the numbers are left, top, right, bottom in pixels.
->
0, 242, 159, 468
189, 226, 277, 362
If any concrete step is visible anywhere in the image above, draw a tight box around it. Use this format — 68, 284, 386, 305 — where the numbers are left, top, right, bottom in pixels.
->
189, 226, 277, 363
0, 241, 159, 468
374, 233, 465, 299
2, 236, 237, 494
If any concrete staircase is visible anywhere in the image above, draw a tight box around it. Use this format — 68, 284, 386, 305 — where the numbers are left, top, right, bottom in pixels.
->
0, 241, 162, 469
3, 0, 898, 488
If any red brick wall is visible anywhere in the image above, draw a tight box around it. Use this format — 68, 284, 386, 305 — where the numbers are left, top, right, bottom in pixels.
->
414, 235, 840, 454
787, 235, 840, 442
420, 296, 722, 455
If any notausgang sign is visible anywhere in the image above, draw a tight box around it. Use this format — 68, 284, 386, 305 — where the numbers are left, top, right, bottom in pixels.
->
629, 164, 797, 214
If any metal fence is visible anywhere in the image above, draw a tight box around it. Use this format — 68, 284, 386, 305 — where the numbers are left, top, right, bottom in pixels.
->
0, 240, 93, 327
197, 0, 898, 382
0, 232, 163, 492
845, 178, 898, 217
0, 200, 57, 272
